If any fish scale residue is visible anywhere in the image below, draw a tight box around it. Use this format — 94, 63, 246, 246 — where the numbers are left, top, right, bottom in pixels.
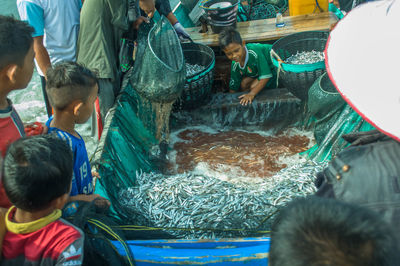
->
170, 128, 311, 179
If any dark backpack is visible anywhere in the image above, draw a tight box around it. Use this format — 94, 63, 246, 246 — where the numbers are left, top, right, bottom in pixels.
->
316, 130, 400, 241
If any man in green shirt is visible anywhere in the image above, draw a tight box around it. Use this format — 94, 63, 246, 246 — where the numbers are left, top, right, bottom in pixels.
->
219, 28, 276, 106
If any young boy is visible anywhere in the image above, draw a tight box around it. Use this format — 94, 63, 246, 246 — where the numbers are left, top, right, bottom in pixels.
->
219, 28, 276, 106
0, 15, 35, 208
1, 135, 84, 265
269, 196, 400, 266
45, 62, 109, 207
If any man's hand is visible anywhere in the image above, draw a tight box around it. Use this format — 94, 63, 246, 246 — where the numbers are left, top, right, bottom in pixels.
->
173, 22, 191, 41
238, 93, 255, 106
139, 0, 156, 18
133, 16, 149, 30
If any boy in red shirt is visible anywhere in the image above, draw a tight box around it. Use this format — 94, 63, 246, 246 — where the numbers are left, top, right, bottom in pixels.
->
1, 135, 84, 265
0, 15, 35, 208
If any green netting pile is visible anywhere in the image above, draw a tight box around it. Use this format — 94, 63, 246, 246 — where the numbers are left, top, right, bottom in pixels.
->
302, 72, 375, 162
237, 0, 288, 21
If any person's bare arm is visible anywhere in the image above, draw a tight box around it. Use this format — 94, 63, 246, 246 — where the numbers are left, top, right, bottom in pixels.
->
166, 12, 178, 25
33, 36, 51, 77
238, 78, 269, 106
69, 194, 111, 208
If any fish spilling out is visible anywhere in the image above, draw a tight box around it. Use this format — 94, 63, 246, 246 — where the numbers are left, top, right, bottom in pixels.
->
119, 161, 325, 239
285, 50, 324, 64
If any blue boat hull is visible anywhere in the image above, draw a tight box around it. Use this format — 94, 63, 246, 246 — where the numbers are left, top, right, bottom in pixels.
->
112, 237, 270, 265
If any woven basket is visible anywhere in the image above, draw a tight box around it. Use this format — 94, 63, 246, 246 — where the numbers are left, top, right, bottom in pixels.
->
174, 42, 215, 110
271, 31, 329, 101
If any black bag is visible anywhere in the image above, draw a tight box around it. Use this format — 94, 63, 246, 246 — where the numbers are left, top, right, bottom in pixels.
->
316, 130, 400, 241
64, 201, 135, 266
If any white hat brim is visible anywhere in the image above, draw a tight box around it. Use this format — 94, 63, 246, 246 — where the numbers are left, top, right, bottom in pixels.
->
325, 0, 400, 141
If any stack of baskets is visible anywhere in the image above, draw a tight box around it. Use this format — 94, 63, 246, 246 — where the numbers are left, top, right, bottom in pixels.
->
174, 42, 215, 110
271, 31, 329, 101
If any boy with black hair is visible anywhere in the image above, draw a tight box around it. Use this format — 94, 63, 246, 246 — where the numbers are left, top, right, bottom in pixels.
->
219, 28, 276, 106
269, 196, 400, 266
1, 135, 84, 265
45, 62, 109, 207
0, 15, 35, 208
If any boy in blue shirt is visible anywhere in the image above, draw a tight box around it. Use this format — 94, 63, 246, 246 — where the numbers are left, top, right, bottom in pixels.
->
45, 62, 109, 207
219, 28, 276, 106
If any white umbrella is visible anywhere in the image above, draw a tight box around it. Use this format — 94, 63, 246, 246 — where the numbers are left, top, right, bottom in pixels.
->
325, 0, 400, 141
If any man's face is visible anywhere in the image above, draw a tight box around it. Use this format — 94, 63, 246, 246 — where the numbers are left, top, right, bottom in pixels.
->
140, 0, 156, 18
222, 42, 245, 63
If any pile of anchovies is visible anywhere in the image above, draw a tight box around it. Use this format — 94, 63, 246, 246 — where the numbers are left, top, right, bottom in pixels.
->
119, 161, 326, 239
285, 50, 325, 65
185, 63, 205, 77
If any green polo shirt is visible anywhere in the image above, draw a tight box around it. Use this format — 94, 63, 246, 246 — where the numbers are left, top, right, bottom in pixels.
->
229, 43, 276, 91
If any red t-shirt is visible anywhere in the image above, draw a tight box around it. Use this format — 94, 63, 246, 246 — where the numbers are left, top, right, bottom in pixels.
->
2, 207, 84, 266
0, 99, 25, 208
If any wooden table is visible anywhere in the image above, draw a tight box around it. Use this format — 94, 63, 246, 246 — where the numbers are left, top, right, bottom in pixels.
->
186, 12, 338, 46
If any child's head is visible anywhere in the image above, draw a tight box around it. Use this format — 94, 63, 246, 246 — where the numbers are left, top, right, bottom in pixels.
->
2, 135, 73, 212
0, 15, 35, 91
269, 196, 400, 266
46, 62, 98, 124
219, 28, 245, 63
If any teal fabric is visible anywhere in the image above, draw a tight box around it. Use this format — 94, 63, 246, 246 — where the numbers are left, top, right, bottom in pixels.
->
271, 56, 326, 73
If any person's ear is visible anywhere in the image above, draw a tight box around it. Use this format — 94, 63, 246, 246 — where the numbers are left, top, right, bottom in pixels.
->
5, 64, 18, 83
242, 40, 246, 46
73, 101, 84, 117
52, 193, 69, 210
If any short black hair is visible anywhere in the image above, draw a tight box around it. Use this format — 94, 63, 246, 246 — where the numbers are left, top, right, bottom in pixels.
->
218, 27, 242, 50
46, 61, 98, 110
0, 15, 34, 70
269, 196, 399, 266
2, 135, 73, 212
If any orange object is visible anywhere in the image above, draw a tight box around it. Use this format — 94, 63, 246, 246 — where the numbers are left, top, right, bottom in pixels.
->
95, 97, 103, 140
24, 122, 44, 136
289, 0, 329, 16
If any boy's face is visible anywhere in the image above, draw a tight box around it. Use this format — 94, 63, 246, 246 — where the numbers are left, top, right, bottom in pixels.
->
222, 42, 246, 64
14, 44, 35, 90
75, 84, 98, 124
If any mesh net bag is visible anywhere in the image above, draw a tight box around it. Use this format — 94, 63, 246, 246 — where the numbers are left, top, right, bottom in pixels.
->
131, 16, 186, 103
302, 73, 375, 162
238, 0, 288, 21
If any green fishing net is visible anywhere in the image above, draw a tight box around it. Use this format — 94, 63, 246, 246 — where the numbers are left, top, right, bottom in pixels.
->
302, 73, 375, 162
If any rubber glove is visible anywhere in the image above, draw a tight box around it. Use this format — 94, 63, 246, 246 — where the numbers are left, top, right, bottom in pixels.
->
173, 22, 191, 41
